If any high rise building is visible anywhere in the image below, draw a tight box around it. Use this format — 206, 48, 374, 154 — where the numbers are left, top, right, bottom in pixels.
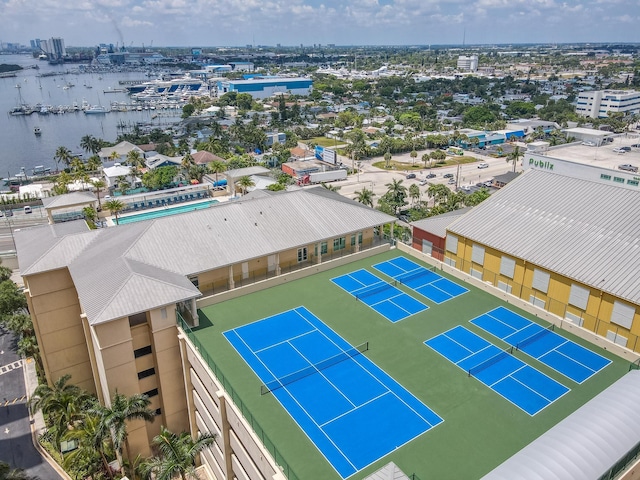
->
575, 89, 640, 118
457, 55, 478, 72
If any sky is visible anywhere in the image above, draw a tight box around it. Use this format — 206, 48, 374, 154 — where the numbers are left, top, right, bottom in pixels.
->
1, 0, 639, 48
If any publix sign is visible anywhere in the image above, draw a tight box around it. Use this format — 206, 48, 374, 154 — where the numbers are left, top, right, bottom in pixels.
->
529, 158, 554, 170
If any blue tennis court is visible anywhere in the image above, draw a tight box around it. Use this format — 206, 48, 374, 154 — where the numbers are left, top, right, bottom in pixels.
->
224, 307, 443, 479
425, 326, 570, 416
373, 256, 468, 304
331, 269, 428, 322
470, 307, 611, 383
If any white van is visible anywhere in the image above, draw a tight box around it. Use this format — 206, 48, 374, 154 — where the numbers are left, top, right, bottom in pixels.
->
24, 206, 32, 214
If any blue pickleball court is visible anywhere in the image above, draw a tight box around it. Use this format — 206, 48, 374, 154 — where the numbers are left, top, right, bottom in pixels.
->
224, 307, 443, 478
373, 256, 468, 304
331, 269, 428, 322
425, 325, 570, 416
470, 307, 611, 383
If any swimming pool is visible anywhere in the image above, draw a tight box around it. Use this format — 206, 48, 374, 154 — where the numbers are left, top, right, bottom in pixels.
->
117, 200, 219, 224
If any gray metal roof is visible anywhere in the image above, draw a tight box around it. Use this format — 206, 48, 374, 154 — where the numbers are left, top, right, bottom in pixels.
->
16, 188, 395, 325
16, 221, 92, 275
481, 370, 640, 480
411, 207, 471, 238
225, 166, 270, 178
447, 169, 640, 305
41, 191, 98, 209
363, 462, 410, 480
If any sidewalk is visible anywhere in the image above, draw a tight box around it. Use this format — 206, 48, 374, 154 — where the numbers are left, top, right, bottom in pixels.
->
22, 357, 71, 480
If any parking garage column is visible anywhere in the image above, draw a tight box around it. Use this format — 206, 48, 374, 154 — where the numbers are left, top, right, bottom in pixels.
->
316, 242, 322, 264
275, 252, 281, 275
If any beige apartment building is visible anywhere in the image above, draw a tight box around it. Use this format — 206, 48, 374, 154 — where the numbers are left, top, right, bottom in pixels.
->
15, 187, 396, 460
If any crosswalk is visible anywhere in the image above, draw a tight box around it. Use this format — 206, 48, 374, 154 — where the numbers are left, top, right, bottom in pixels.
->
0, 359, 23, 376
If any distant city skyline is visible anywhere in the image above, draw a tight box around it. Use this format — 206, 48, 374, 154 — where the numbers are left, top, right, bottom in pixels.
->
1, 0, 639, 48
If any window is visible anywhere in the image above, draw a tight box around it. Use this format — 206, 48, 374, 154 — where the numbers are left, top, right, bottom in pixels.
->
143, 388, 159, 398
134, 345, 153, 358
358, 232, 363, 244
498, 281, 512, 294
446, 234, 458, 254
137, 368, 156, 380
160, 308, 167, 319
155, 408, 162, 416
568, 284, 590, 310
532, 269, 550, 294
471, 244, 485, 266
613, 177, 625, 183
529, 295, 545, 309
600, 174, 611, 180
321, 242, 328, 254
351, 235, 356, 246
470, 268, 483, 280
606, 330, 628, 347
333, 237, 346, 251
444, 257, 456, 268
628, 180, 639, 186
297, 247, 308, 262
422, 239, 433, 256
499, 256, 515, 279
611, 301, 635, 329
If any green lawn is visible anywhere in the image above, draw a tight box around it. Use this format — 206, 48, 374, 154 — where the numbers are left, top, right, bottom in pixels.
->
194, 250, 629, 480
309, 136, 345, 148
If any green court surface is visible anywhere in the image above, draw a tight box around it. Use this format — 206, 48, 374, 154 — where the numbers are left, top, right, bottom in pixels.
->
193, 250, 629, 480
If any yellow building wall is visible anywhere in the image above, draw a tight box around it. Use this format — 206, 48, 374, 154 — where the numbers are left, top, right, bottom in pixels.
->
445, 232, 640, 352
24, 269, 94, 393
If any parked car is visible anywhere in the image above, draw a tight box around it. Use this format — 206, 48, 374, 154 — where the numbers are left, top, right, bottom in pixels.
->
461, 185, 471, 192
581, 141, 596, 147
419, 179, 429, 186
618, 164, 639, 173
24, 206, 32, 214
620, 146, 632, 152
447, 177, 456, 184
426, 173, 437, 179
477, 162, 489, 169
4, 209, 13, 217
406, 173, 416, 179
613, 147, 627, 154
443, 173, 454, 178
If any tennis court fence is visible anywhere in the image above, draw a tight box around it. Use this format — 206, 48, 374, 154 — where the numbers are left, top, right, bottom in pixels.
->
468, 346, 514, 377
177, 311, 301, 480
261, 342, 369, 395
397, 266, 437, 286
516, 324, 555, 351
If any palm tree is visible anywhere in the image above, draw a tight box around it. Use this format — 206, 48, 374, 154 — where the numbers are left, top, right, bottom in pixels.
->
383, 151, 392, 169
139, 427, 216, 480
91, 179, 106, 210
409, 183, 420, 205
320, 182, 340, 192
410, 149, 417, 166
207, 160, 227, 188
354, 187, 375, 207
108, 151, 121, 164
104, 199, 125, 225
54, 146, 72, 172
30, 374, 92, 451
62, 413, 115, 480
507, 145, 522, 172
92, 392, 155, 478
421, 153, 430, 168
80, 135, 101, 155
116, 175, 131, 196
0, 461, 39, 480
235, 175, 255, 196
126, 150, 144, 168
384, 179, 408, 214
86, 155, 102, 173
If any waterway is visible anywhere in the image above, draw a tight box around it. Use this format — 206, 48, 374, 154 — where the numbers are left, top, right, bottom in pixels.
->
0, 54, 183, 180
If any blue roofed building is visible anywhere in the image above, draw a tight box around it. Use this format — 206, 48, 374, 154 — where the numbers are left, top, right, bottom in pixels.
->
217, 77, 313, 99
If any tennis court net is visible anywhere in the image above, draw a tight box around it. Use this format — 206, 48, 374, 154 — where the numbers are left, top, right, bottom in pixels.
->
260, 342, 369, 395
354, 282, 394, 301
468, 346, 513, 377
397, 267, 436, 286
516, 325, 555, 351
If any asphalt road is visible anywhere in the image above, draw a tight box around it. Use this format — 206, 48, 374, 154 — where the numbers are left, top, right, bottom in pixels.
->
0, 329, 62, 479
